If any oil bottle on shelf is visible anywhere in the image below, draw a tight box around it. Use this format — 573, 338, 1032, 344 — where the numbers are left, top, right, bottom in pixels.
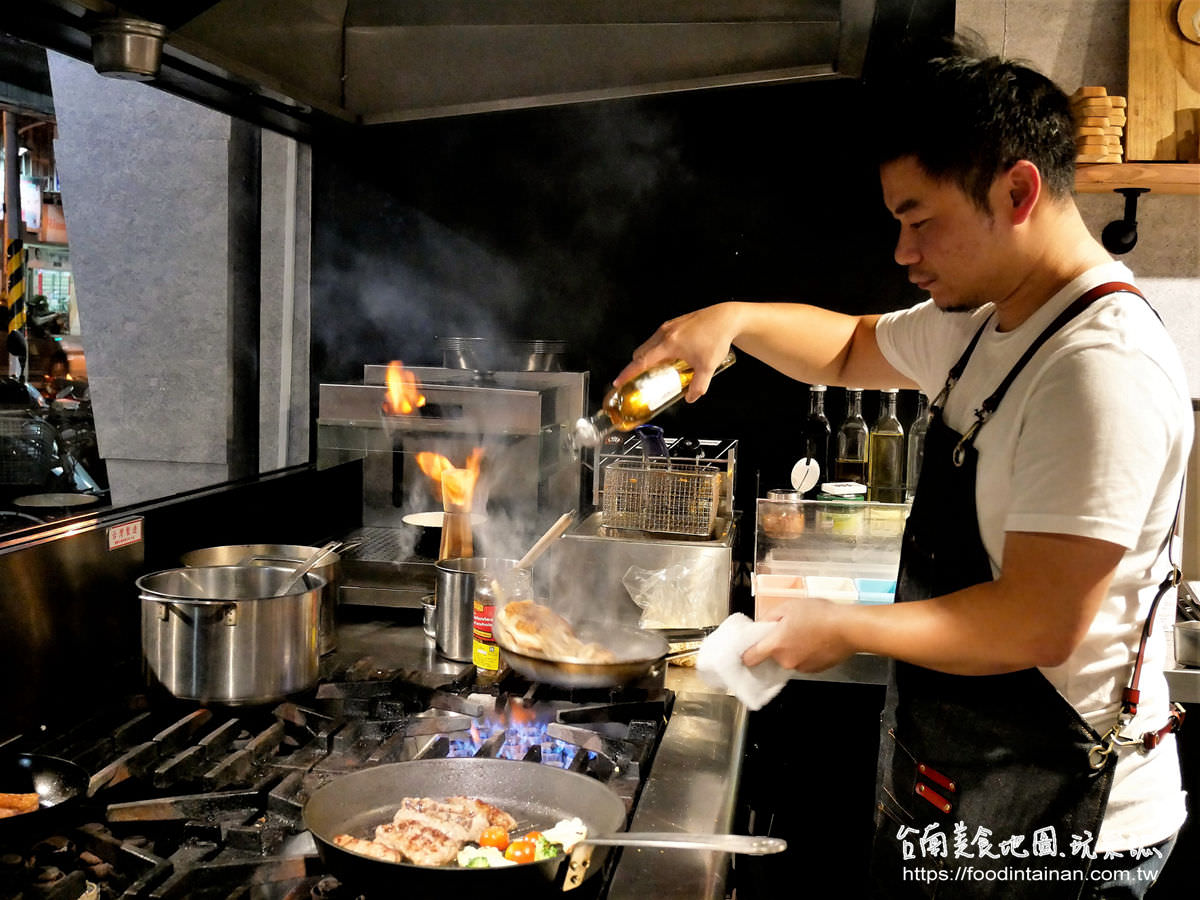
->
795, 384, 831, 497
834, 387, 869, 484
905, 391, 930, 502
868, 388, 905, 503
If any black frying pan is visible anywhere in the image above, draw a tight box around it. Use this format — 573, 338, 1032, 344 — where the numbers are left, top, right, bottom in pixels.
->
0, 752, 90, 840
302, 758, 627, 895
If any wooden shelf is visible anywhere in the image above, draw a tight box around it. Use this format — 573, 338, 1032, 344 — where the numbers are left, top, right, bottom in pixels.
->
1075, 162, 1200, 195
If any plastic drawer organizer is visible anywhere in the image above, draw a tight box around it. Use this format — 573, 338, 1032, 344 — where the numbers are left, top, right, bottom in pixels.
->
753, 496, 908, 618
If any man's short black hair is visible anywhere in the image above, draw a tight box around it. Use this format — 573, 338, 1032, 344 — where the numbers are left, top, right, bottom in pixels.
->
872, 37, 1077, 211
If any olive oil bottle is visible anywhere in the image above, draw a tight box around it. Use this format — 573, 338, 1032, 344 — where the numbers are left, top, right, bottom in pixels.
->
868, 388, 905, 503
834, 387, 870, 484
572, 352, 736, 448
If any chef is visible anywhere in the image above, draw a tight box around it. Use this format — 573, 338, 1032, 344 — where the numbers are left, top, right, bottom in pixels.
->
618, 46, 1191, 898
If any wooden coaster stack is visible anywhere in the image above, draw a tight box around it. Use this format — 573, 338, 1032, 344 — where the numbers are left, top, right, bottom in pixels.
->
1071, 86, 1126, 163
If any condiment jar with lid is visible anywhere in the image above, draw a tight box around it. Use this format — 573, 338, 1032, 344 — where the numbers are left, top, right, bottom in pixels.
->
473, 567, 532, 678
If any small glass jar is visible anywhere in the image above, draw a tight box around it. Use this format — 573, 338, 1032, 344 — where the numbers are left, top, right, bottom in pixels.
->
762, 489, 805, 539
816, 481, 866, 535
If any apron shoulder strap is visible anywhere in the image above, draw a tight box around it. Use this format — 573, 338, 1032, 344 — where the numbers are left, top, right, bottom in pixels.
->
976, 281, 1145, 418
932, 314, 994, 411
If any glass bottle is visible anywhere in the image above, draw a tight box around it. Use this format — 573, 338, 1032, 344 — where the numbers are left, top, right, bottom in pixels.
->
473, 567, 530, 679
572, 352, 736, 448
905, 391, 930, 502
868, 388, 905, 503
799, 384, 831, 498
834, 387, 869, 485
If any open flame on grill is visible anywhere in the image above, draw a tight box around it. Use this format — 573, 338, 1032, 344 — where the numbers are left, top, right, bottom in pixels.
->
382, 360, 426, 415
416, 447, 483, 511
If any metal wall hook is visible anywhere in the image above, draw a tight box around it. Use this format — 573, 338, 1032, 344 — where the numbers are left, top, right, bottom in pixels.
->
1100, 187, 1150, 255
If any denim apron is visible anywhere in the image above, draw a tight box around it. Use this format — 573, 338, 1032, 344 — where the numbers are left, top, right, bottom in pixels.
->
868, 283, 1151, 898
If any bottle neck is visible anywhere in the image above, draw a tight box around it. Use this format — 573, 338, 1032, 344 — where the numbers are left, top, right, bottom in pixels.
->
572, 411, 611, 448
846, 391, 863, 417
809, 390, 826, 416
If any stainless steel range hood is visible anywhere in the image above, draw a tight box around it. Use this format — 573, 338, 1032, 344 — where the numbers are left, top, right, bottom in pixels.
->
9, 1, 950, 137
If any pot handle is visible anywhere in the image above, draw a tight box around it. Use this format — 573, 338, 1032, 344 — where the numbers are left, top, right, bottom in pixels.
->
143, 596, 238, 625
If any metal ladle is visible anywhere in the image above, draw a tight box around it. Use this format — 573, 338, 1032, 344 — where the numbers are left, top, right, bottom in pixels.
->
274, 540, 340, 597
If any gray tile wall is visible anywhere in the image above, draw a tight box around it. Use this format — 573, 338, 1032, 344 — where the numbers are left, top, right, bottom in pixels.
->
957, 0, 1200, 394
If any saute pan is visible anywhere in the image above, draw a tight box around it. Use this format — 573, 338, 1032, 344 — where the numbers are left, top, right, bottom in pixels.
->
303, 758, 782, 895
496, 621, 673, 689
303, 758, 627, 895
494, 616, 711, 689
0, 752, 90, 840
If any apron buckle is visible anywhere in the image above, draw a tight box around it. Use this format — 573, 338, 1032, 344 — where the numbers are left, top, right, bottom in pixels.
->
1090, 717, 1154, 769
952, 411, 990, 467
1088, 727, 1120, 770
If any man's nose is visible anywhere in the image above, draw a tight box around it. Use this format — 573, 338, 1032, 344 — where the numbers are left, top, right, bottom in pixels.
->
894, 228, 920, 266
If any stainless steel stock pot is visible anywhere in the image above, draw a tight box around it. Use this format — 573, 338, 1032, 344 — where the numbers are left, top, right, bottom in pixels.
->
137, 565, 322, 704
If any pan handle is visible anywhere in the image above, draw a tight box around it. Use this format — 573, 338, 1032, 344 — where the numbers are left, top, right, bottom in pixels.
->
652, 626, 716, 642
563, 832, 785, 891
580, 832, 787, 854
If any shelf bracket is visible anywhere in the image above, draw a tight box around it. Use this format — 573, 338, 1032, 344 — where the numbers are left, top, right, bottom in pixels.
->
1100, 187, 1150, 254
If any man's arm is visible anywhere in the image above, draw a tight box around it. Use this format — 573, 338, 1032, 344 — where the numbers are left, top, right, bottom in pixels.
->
743, 531, 1124, 676
614, 301, 914, 399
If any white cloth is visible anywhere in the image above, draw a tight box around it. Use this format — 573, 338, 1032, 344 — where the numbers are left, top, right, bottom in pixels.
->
696, 613, 790, 711
875, 261, 1193, 852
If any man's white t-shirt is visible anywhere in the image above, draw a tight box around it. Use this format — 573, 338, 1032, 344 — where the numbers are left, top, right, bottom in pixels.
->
875, 261, 1192, 852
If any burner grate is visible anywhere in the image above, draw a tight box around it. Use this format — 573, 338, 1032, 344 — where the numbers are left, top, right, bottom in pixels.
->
1, 663, 672, 898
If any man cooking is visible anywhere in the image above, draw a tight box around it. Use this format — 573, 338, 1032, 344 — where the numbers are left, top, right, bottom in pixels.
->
617, 47, 1191, 897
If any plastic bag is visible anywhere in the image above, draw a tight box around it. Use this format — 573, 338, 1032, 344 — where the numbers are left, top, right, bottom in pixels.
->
622, 561, 721, 628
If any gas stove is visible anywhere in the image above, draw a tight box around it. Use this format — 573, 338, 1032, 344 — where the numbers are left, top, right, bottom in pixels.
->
0, 619, 676, 900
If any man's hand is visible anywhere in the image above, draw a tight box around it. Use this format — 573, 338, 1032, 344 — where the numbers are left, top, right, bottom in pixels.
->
739, 532, 1124, 678
613, 302, 744, 402
614, 301, 908, 400
741, 596, 857, 672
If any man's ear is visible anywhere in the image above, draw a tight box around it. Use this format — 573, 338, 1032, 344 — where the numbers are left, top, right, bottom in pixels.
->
1005, 160, 1041, 225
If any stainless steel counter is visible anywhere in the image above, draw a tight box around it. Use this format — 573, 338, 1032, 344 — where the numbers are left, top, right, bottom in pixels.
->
607, 667, 748, 900
330, 620, 750, 900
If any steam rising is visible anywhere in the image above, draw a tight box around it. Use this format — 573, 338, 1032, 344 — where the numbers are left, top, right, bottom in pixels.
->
314, 100, 684, 375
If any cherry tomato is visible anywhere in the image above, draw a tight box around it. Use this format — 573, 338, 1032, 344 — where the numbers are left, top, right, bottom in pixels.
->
504, 838, 537, 864
479, 825, 509, 851
524, 831, 543, 843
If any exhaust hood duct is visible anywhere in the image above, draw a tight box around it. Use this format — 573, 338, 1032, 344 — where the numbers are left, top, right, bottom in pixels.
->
8, 1, 952, 139
90, 17, 167, 80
